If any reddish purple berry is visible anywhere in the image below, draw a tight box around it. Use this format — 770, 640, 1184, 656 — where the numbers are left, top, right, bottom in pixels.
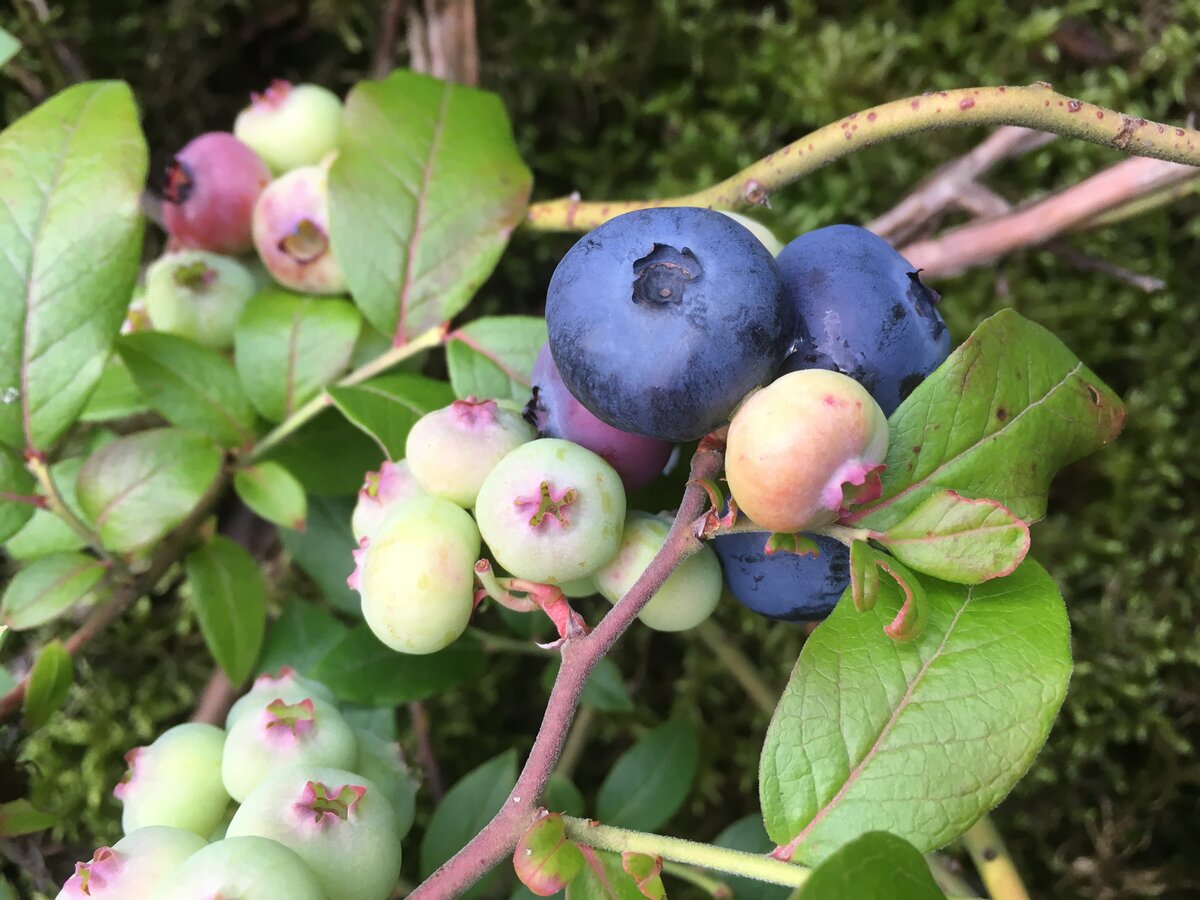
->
161, 132, 271, 255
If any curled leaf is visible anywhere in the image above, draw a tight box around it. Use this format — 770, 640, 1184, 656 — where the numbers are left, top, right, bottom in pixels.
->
850, 541, 928, 641
514, 812, 585, 896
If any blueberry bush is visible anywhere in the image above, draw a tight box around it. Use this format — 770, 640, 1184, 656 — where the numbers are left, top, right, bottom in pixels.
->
1, 9, 1197, 900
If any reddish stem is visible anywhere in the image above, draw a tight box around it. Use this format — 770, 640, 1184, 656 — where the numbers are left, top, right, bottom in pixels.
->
407, 441, 724, 899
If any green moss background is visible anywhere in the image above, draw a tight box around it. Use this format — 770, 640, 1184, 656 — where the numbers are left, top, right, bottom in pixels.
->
3, 1, 1198, 898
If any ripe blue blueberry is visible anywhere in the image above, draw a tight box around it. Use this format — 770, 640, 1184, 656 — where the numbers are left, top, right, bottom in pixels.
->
713, 531, 850, 622
777, 224, 951, 415
546, 208, 790, 441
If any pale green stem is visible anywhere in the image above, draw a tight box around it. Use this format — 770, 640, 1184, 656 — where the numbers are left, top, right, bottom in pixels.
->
561, 816, 810, 888
467, 629, 552, 657
813, 524, 876, 548
249, 324, 444, 462
660, 860, 733, 898
693, 619, 777, 716
554, 705, 595, 782
26, 455, 114, 565
963, 816, 1030, 900
525, 84, 1200, 232
927, 852, 983, 898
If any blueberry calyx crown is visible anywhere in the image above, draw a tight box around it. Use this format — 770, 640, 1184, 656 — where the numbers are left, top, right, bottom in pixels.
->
631, 243, 704, 306
515, 481, 578, 528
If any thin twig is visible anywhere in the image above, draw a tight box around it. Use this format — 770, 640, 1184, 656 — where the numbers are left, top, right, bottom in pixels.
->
693, 619, 777, 716
869, 126, 1053, 244
372, 0, 407, 79
525, 84, 1200, 232
1048, 243, 1167, 292
408, 440, 724, 899
963, 815, 1032, 900
190, 669, 235, 726
901, 155, 1200, 277
553, 705, 595, 783
408, 700, 444, 803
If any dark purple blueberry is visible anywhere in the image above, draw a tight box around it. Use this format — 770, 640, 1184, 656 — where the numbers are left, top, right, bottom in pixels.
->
524, 344, 673, 492
776, 225, 951, 415
713, 531, 850, 622
546, 208, 790, 442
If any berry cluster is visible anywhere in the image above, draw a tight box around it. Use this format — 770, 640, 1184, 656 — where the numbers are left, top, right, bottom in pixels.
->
57, 669, 406, 900
137, 81, 346, 348
347, 209, 950, 655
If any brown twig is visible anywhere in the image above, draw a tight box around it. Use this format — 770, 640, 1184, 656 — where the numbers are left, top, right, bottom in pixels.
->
408, 700, 445, 803
190, 669, 235, 726
869, 126, 1054, 244
406, 0, 479, 86
372, 0, 408, 79
900, 155, 1200, 277
408, 440, 724, 899
1048, 243, 1167, 292
0, 471, 230, 722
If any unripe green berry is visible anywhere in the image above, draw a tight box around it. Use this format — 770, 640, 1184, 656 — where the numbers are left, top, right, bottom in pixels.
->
149, 836, 327, 900
596, 511, 723, 631
114, 723, 230, 837
224, 667, 336, 730
144, 251, 256, 350
227, 766, 402, 900
406, 398, 535, 507
351, 495, 481, 654
56, 827, 206, 900
235, 80, 343, 174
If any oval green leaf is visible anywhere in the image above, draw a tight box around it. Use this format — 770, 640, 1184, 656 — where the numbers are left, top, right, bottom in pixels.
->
234, 461, 307, 531
420, 750, 519, 887
257, 596, 350, 678
23, 639, 73, 729
329, 71, 533, 342
118, 331, 258, 448
798, 832, 944, 900
79, 356, 148, 422
277, 494, 360, 613
854, 309, 1125, 532
596, 717, 699, 832
514, 813, 585, 896
309, 624, 486, 706
760, 560, 1070, 864
0, 443, 36, 542
566, 848, 645, 900
185, 535, 267, 686
1, 551, 105, 630
234, 291, 362, 423
328, 373, 454, 460
446, 316, 548, 402
877, 490, 1031, 584
0, 81, 147, 453
76, 428, 222, 553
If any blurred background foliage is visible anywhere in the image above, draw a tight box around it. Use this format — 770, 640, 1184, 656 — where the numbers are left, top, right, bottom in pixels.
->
2, 1, 1198, 898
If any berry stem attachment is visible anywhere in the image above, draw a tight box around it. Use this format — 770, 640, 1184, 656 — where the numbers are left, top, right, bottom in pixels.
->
561, 816, 811, 889
524, 84, 1200, 232
249, 323, 445, 462
408, 439, 724, 899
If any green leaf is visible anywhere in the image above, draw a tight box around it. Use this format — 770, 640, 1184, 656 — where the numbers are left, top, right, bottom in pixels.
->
514, 813, 586, 896
544, 775, 586, 818
446, 316, 548, 402
854, 310, 1125, 532
1, 552, 105, 630
4, 456, 87, 559
0, 27, 20, 68
234, 462, 308, 531
23, 639, 72, 729
117, 332, 258, 448
260, 408, 383, 497
353, 725, 419, 839
596, 717, 699, 831
258, 596, 350, 677
759, 560, 1070, 864
0, 799, 57, 838
567, 848, 645, 900
185, 536, 267, 685
0, 82, 147, 452
329, 71, 533, 341
420, 750, 519, 888
76, 428, 222, 552
329, 373, 454, 459
798, 832, 944, 900
234, 291, 362, 423
0, 443, 36, 542
849, 541, 929, 642
310, 624, 486, 705
278, 495, 360, 613
711, 816, 790, 900
876, 490, 1030, 584
78, 356, 148, 422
